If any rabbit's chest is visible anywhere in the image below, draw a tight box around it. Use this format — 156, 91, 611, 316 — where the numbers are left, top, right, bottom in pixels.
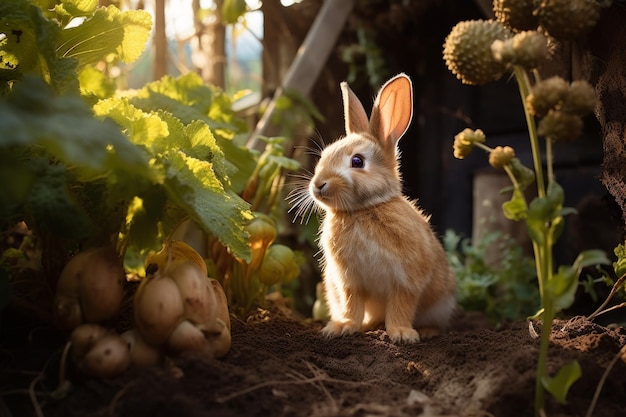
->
320, 212, 409, 290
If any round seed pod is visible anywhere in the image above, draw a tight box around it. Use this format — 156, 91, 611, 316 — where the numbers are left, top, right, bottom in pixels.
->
493, 0, 539, 32
443, 20, 512, 85
536, 0, 601, 40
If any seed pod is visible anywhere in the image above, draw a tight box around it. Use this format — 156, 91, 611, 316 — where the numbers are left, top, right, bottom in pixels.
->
443, 20, 512, 85
536, 0, 601, 40
259, 244, 300, 286
493, 0, 539, 31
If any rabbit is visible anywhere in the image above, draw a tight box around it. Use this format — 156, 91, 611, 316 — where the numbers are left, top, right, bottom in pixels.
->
289, 73, 456, 344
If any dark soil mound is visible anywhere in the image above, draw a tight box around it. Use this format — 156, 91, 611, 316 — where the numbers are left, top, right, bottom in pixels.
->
2, 309, 625, 417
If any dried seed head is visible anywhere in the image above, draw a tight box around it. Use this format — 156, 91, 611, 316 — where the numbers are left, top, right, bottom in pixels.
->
492, 31, 549, 69
493, 0, 539, 31
526, 76, 570, 117
535, 0, 602, 40
537, 109, 584, 142
443, 20, 512, 85
453, 128, 486, 159
563, 80, 596, 116
489, 146, 516, 169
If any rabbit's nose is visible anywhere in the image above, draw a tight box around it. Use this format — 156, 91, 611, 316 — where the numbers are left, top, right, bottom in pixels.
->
315, 181, 327, 191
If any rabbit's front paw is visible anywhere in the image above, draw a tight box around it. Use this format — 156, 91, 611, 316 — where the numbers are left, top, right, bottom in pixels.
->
321, 320, 360, 338
386, 326, 420, 344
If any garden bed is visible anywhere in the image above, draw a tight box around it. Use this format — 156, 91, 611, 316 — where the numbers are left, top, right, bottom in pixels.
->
3, 308, 625, 417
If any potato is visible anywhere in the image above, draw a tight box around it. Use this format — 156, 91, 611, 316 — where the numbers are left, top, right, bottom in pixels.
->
133, 275, 185, 346
70, 323, 108, 362
134, 261, 231, 359
121, 329, 164, 368
53, 247, 125, 330
167, 318, 231, 359
78, 334, 131, 378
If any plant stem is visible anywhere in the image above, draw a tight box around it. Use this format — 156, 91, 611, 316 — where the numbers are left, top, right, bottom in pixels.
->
587, 274, 626, 321
513, 66, 545, 198
535, 296, 554, 416
546, 137, 555, 183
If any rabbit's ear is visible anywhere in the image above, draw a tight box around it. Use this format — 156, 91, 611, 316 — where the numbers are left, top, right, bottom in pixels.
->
341, 81, 370, 134
370, 74, 413, 149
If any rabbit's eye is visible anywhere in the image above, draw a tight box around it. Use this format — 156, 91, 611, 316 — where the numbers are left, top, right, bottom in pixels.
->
351, 154, 364, 168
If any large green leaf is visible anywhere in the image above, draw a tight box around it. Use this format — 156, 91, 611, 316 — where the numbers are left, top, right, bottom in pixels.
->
25, 159, 91, 238
163, 151, 252, 261
0, 76, 152, 180
93, 97, 170, 151
57, 5, 151, 67
130, 73, 247, 133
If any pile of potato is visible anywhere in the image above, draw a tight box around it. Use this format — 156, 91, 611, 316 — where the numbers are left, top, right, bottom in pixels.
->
53, 241, 231, 378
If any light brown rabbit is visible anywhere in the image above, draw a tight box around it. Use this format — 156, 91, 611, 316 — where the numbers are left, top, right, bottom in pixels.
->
291, 73, 456, 343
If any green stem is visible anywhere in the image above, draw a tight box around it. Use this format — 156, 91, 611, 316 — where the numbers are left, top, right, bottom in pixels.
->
503, 165, 520, 190
534, 227, 554, 417
535, 296, 555, 416
546, 136, 555, 183
474, 142, 494, 153
513, 66, 545, 198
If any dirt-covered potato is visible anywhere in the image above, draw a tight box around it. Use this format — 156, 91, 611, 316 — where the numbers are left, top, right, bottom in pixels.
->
53, 247, 125, 330
133, 260, 231, 359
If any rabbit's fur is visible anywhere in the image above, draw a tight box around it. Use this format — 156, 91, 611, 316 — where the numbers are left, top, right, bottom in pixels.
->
292, 74, 456, 343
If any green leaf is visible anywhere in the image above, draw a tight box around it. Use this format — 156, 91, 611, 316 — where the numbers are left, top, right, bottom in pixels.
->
502, 188, 528, 221
541, 361, 581, 404
549, 265, 578, 311
509, 158, 535, 190
25, 159, 90, 238
78, 66, 116, 100
57, 5, 152, 67
526, 196, 550, 244
573, 249, 611, 271
546, 181, 564, 208
0, 151, 36, 218
123, 186, 167, 252
60, 0, 98, 17
0, 76, 151, 180
0, 0, 45, 76
93, 97, 170, 151
613, 243, 626, 277
550, 250, 611, 311
163, 150, 253, 261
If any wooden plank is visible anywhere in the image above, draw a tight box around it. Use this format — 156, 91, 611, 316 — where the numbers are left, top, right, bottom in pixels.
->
247, 0, 355, 149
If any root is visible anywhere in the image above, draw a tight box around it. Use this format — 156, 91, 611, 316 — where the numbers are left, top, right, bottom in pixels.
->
587, 274, 626, 321
216, 361, 373, 404
585, 343, 626, 417
29, 373, 45, 417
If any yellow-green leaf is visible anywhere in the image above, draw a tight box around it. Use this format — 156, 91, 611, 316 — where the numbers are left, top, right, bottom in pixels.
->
57, 5, 152, 66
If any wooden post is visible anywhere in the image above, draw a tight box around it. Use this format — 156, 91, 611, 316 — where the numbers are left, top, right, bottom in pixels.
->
247, 0, 355, 149
153, 0, 167, 80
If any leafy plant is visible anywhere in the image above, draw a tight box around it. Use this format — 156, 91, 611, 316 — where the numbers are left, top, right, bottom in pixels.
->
209, 136, 302, 316
443, 1, 612, 414
444, 229, 539, 326
0, 0, 301, 320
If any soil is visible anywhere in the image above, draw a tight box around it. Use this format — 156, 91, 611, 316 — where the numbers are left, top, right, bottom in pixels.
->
2, 305, 626, 417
